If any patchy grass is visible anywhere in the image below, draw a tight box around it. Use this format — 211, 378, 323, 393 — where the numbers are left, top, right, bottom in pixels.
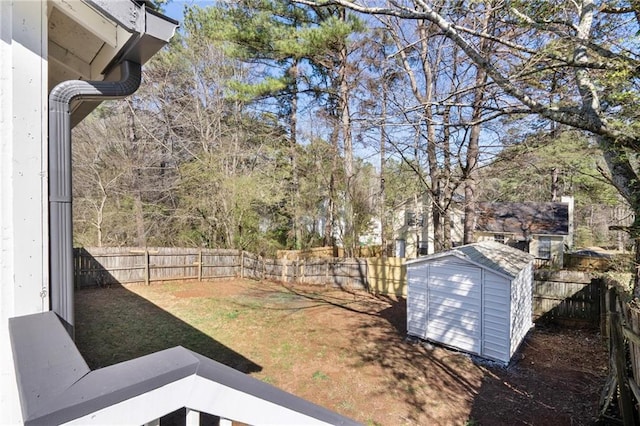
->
75, 279, 608, 425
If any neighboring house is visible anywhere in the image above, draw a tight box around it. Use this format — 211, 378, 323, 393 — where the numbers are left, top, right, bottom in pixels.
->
391, 193, 463, 259
474, 197, 574, 267
391, 192, 573, 266
1, 1, 355, 425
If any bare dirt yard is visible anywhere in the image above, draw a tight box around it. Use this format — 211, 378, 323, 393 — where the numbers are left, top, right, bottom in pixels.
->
75, 279, 608, 425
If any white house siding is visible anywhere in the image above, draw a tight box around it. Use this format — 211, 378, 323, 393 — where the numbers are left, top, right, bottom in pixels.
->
529, 236, 565, 266
425, 259, 482, 355
509, 264, 534, 359
481, 271, 511, 363
0, 1, 49, 422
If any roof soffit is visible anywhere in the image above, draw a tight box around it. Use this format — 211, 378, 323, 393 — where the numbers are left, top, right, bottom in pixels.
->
46, 0, 178, 125
47, 0, 177, 89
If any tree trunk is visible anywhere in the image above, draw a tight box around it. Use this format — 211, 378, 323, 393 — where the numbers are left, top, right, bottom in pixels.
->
127, 105, 146, 247
339, 7, 355, 257
551, 167, 559, 202
380, 87, 387, 257
463, 5, 491, 245
442, 104, 452, 250
600, 137, 640, 295
289, 60, 302, 250
325, 105, 340, 255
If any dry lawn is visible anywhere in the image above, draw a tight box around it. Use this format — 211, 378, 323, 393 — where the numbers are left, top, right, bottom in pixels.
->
75, 279, 608, 425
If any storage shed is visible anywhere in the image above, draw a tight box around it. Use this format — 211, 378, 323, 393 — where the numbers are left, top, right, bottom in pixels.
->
406, 241, 535, 364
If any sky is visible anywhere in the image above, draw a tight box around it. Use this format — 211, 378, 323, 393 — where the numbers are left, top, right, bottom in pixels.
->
163, 0, 213, 25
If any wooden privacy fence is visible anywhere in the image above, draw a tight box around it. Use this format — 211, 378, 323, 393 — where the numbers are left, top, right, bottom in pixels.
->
599, 280, 640, 425
75, 248, 602, 322
532, 270, 602, 326
74, 247, 241, 287
74, 247, 373, 290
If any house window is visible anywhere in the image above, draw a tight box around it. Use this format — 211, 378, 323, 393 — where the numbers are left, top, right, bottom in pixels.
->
538, 237, 552, 259
417, 241, 429, 256
406, 211, 416, 227
494, 234, 505, 244
406, 211, 424, 227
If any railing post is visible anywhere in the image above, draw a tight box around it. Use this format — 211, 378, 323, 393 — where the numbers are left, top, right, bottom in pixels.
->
185, 408, 200, 426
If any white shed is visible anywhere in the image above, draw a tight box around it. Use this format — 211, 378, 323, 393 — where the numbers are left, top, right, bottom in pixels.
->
406, 241, 535, 364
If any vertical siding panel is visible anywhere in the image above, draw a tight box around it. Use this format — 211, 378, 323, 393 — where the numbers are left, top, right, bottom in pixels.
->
426, 262, 482, 355
509, 264, 534, 359
482, 271, 510, 363
407, 265, 428, 339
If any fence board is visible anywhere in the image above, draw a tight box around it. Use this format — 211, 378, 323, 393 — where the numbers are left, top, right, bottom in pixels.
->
366, 257, 406, 296
532, 271, 601, 326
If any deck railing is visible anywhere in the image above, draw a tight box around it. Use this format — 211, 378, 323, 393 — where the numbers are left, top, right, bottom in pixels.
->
9, 311, 359, 426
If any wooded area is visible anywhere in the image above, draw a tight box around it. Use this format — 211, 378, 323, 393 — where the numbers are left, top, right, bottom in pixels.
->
71, 0, 635, 265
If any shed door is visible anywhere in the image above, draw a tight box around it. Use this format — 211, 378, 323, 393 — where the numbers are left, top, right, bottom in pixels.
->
427, 264, 482, 354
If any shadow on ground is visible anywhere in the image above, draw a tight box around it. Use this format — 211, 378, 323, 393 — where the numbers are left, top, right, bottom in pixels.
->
74, 284, 261, 373
351, 293, 608, 425
468, 324, 607, 425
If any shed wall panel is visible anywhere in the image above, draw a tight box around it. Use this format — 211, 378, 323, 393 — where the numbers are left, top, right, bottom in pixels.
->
1, 2, 49, 422
426, 264, 482, 354
482, 271, 511, 363
407, 266, 429, 338
510, 264, 534, 358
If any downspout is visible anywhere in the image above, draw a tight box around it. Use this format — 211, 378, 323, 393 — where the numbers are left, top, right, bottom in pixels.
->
49, 60, 141, 337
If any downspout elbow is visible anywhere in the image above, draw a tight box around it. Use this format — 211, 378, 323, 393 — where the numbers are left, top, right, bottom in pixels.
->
49, 61, 142, 337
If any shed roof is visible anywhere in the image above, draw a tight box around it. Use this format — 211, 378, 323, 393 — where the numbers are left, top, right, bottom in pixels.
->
475, 202, 569, 237
408, 241, 534, 279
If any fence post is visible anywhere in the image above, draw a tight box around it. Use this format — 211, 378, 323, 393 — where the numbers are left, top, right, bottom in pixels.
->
325, 258, 329, 282
601, 279, 609, 341
144, 249, 150, 286
198, 249, 203, 282
240, 250, 244, 279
